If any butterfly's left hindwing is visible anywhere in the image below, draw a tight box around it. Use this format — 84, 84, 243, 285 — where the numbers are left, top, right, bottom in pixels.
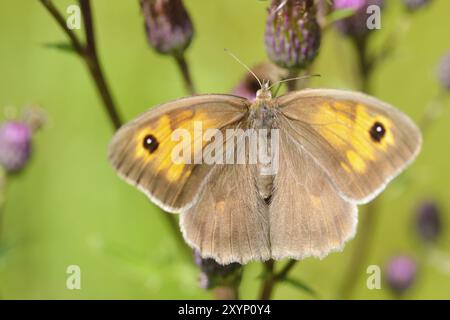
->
108, 95, 249, 212
276, 89, 422, 204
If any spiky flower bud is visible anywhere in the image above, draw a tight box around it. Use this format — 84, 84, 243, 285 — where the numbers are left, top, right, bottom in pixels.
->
385, 255, 417, 296
416, 201, 441, 243
0, 122, 32, 173
334, 0, 384, 38
437, 52, 450, 91
265, 0, 321, 70
403, 0, 432, 11
140, 0, 194, 56
232, 62, 287, 102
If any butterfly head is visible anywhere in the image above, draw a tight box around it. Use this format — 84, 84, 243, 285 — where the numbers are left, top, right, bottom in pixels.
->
256, 80, 272, 101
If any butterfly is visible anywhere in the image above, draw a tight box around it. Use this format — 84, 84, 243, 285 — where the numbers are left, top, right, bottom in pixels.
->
109, 82, 422, 265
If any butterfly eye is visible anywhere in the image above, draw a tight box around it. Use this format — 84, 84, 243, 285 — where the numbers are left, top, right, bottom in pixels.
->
143, 134, 159, 153
370, 122, 386, 142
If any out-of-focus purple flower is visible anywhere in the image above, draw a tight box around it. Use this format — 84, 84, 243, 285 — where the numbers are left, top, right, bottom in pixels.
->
0, 122, 32, 173
232, 62, 287, 102
265, 0, 321, 70
334, 0, 384, 38
140, 0, 194, 56
194, 250, 241, 289
416, 201, 441, 243
403, 0, 432, 11
437, 52, 450, 91
385, 255, 417, 296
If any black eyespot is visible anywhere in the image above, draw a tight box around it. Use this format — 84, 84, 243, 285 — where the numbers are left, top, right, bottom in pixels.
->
142, 134, 159, 153
370, 122, 386, 142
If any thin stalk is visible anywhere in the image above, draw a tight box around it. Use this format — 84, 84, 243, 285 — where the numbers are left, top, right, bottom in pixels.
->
338, 199, 380, 299
39, 0, 191, 260
259, 259, 297, 300
78, 0, 122, 130
286, 69, 300, 92
174, 53, 196, 95
337, 35, 378, 300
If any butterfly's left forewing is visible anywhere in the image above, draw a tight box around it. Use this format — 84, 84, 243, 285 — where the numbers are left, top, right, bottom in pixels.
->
276, 89, 422, 204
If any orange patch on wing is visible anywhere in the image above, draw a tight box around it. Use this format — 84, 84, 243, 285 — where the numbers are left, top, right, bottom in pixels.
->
346, 150, 367, 173
313, 102, 395, 174
132, 111, 227, 183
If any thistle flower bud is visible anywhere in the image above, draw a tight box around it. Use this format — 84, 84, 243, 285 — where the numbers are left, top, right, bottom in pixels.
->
232, 62, 287, 102
194, 250, 241, 289
437, 52, 450, 91
385, 255, 417, 296
334, 0, 384, 38
265, 0, 321, 70
403, 0, 432, 11
140, 0, 194, 56
0, 122, 32, 173
416, 201, 441, 243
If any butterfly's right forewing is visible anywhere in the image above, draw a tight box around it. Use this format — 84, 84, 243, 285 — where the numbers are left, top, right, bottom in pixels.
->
109, 95, 249, 213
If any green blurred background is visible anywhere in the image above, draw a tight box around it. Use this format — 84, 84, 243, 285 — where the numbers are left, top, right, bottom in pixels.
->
0, 0, 449, 299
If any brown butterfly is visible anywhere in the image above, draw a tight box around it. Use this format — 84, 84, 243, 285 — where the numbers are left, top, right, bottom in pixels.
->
109, 82, 421, 265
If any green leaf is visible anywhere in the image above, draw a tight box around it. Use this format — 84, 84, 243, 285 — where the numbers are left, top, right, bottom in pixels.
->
326, 8, 356, 25
42, 42, 76, 53
283, 276, 318, 298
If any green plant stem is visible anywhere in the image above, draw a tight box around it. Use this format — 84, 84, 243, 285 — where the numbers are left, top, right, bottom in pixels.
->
338, 199, 380, 299
39, 0, 192, 260
337, 36, 378, 300
286, 69, 300, 92
78, 0, 122, 130
174, 53, 196, 95
259, 259, 297, 300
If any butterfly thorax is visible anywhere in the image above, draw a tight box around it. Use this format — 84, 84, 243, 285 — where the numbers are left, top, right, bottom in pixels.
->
250, 87, 277, 128
249, 87, 278, 202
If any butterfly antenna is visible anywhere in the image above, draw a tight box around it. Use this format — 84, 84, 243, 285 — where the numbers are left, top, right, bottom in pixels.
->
224, 48, 263, 89
268, 74, 321, 90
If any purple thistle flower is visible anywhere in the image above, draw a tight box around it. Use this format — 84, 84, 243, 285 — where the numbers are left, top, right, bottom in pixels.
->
385, 255, 417, 296
0, 122, 32, 173
334, 0, 384, 38
140, 0, 194, 56
403, 0, 432, 11
265, 0, 321, 70
416, 201, 441, 243
437, 52, 450, 91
